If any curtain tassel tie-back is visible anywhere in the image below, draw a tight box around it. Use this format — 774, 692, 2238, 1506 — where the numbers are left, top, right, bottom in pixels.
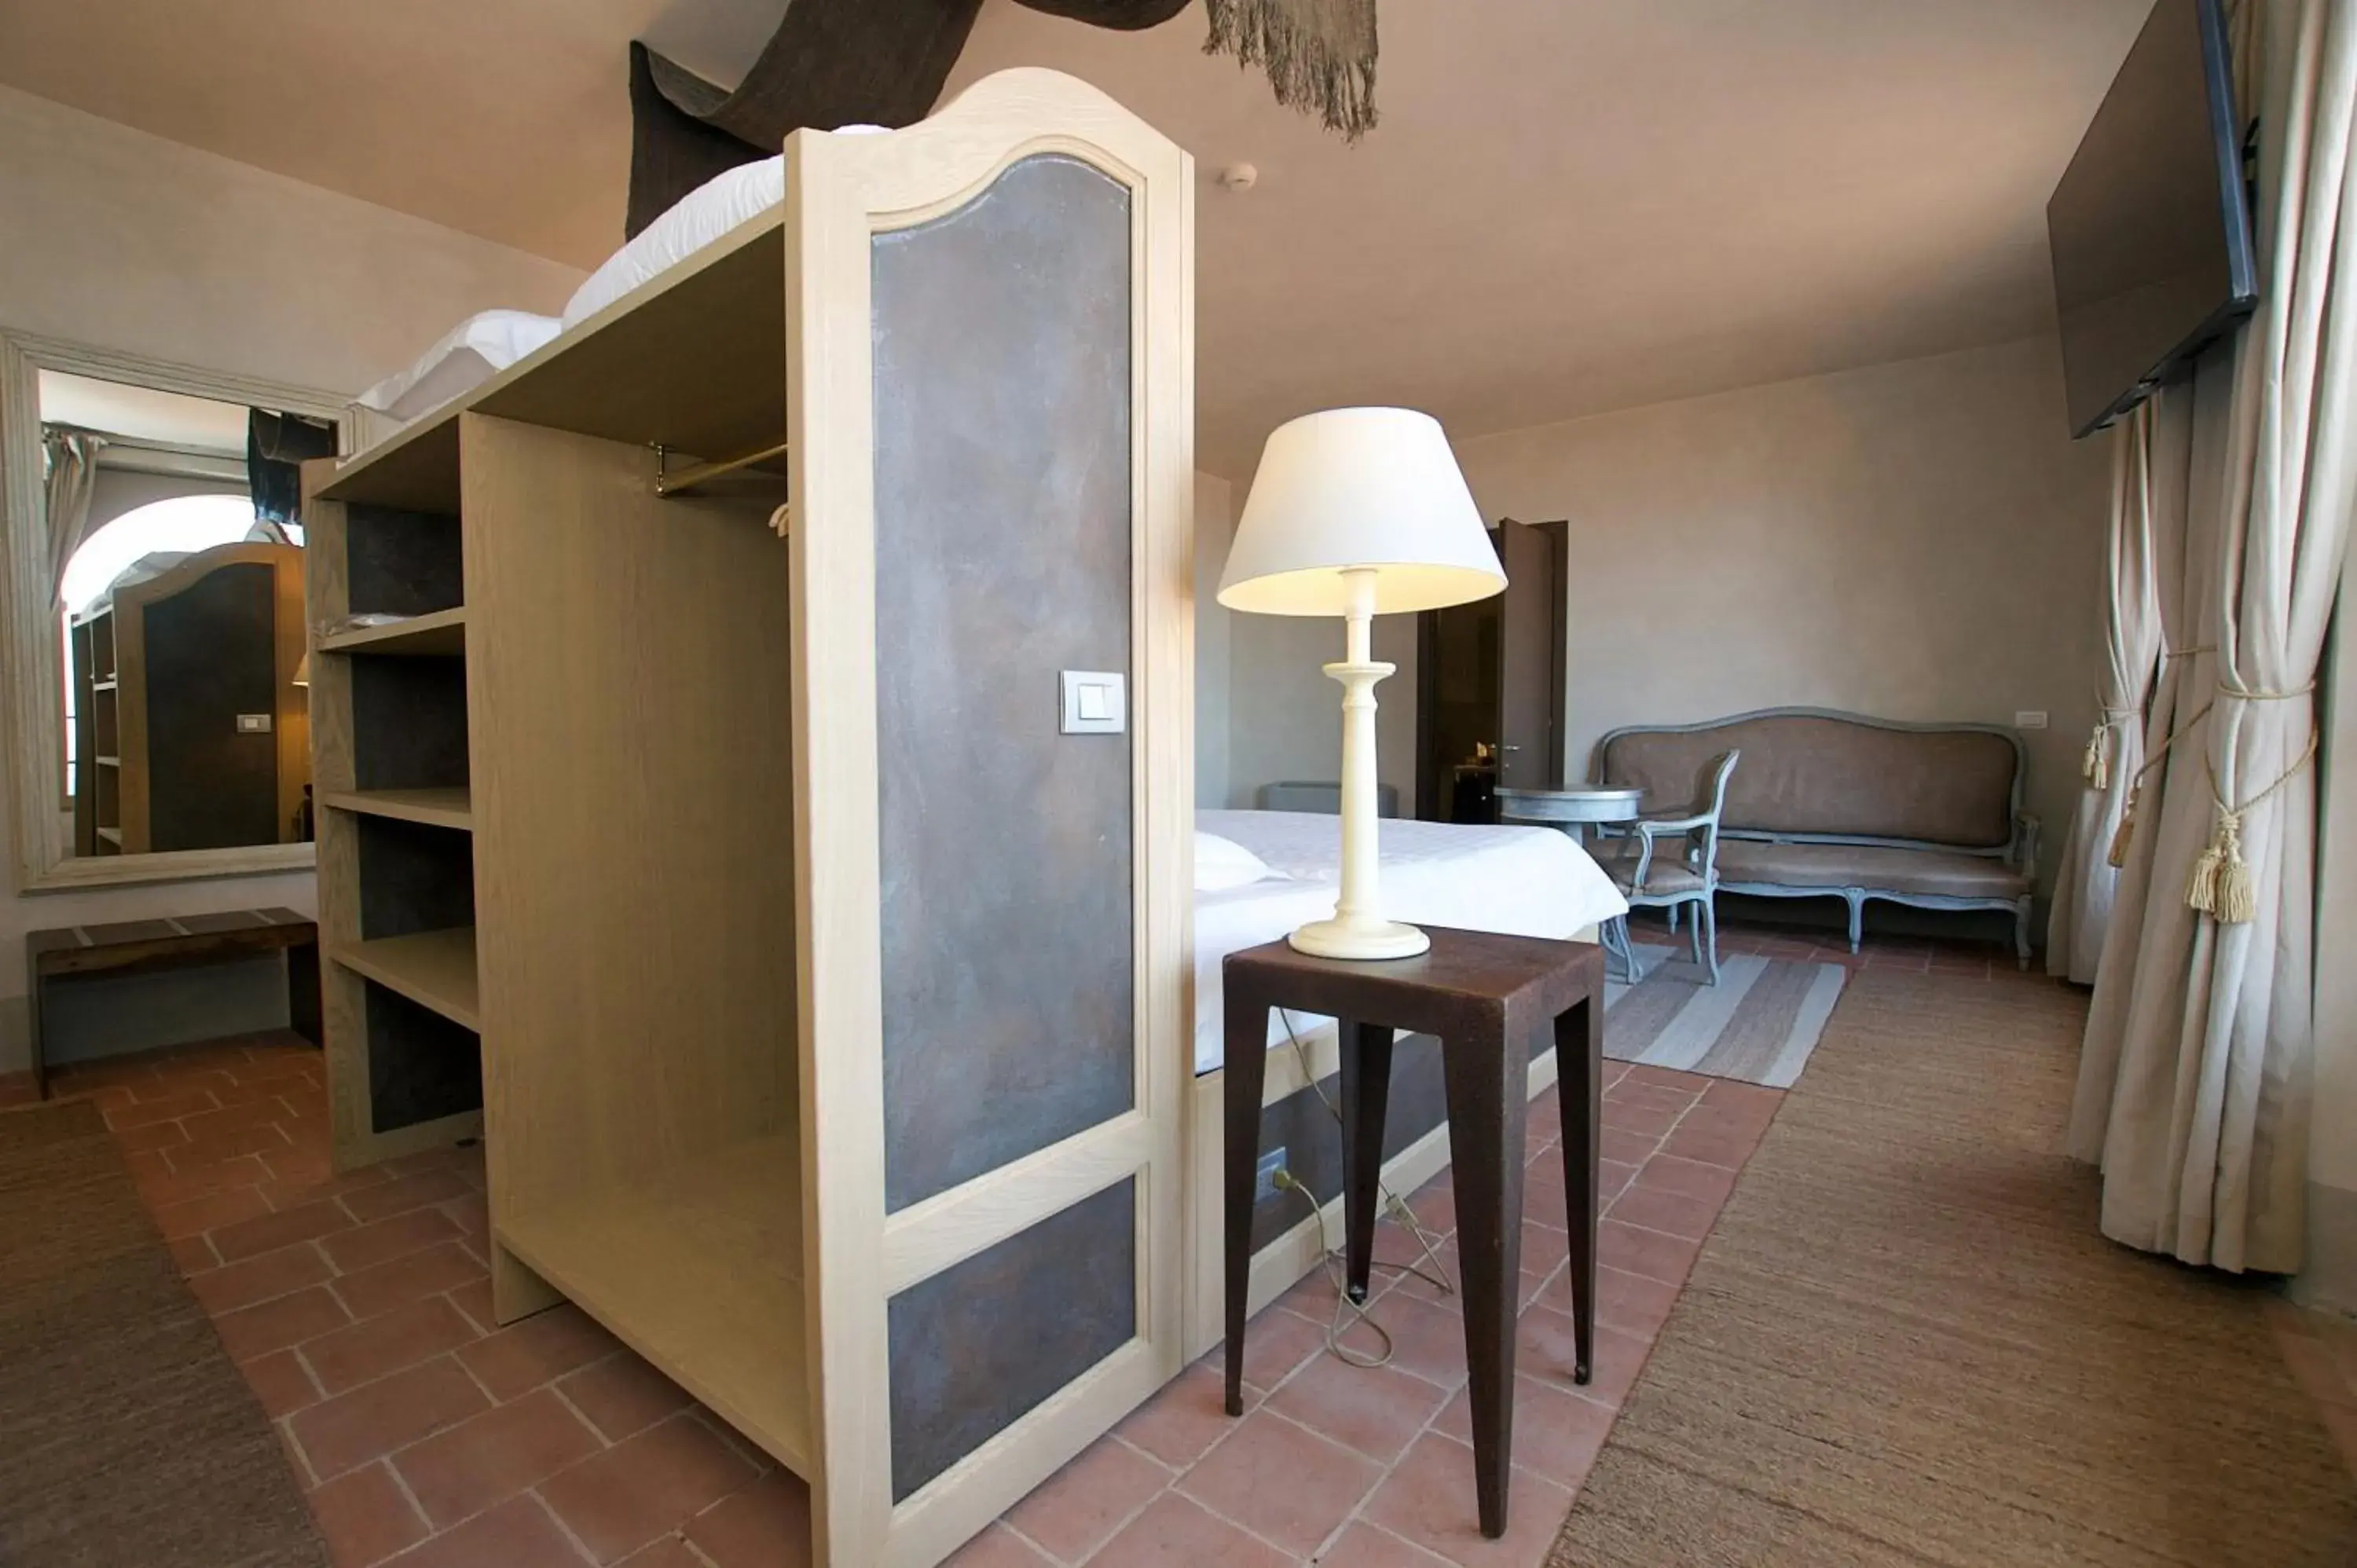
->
2081, 721, 2111, 791
2187, 716, 2318, 925
2187, 807, 2248, 920
2108, 783, 2141, 868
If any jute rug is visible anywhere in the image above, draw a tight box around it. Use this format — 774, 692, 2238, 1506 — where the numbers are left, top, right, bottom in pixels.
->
1552, 968, 2357, 1566
1602, 944, 1846, 1088
0, 1101, 328, 1567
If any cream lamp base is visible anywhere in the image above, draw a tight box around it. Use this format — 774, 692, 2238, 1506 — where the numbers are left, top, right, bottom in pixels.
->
1286, 568, 1428, 962
1288, 914, 1431, 961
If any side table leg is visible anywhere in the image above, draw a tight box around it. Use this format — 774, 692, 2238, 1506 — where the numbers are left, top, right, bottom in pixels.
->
1554, 991, 1603, 1384
1337, 1020, 1393, 1305
1222, 989, 1271, 1419
27, 963, 46, 1101
1442, 1020, 1530, 1538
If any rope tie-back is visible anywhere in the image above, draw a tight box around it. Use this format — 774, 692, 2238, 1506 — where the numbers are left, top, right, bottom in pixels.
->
2184, 679, 2319, 922
2082, 705, 2140, 791
2109, 696, 2215, 867
2102, 644, 2227, 866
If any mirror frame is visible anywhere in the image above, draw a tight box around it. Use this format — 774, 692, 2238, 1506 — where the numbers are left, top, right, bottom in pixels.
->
2, 327, 347, 891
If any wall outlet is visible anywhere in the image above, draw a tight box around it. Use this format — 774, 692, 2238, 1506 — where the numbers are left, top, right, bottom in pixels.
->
1255, 1147, 1288, 1203
235, 713, 273, 734
2014, 710, 2048, 731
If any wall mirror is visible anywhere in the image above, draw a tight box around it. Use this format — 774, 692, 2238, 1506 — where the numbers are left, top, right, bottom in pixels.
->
3, 330, 346, 889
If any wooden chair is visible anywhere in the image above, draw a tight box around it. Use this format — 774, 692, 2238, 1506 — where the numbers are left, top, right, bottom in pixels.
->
1596, 749, 1739, 984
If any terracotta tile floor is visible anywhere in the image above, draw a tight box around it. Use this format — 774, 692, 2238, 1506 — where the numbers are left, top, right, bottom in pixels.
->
2, 914, 2344, 1565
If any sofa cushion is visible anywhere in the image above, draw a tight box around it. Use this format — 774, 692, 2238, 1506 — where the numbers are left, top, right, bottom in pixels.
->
1599, 713, 2019, 848
1716, 841, 2030, 900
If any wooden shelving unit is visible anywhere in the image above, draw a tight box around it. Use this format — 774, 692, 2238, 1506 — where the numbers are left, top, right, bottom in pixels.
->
304, 461, 484, 1168
317, 787, 473, 830
319, 606, 468, 657
299, 71, 1193, 1568
332, 927, 480, 1031
497, 1136, 809, 1473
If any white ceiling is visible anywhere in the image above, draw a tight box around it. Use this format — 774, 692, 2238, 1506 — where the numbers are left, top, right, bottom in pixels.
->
38, 370, 252, 453
0, 0, 2152, 475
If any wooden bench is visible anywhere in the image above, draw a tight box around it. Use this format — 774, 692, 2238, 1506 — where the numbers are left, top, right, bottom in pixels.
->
23, 908, 321, 1098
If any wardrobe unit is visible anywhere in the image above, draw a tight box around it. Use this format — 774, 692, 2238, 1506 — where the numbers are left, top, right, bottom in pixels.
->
71, 541, 309, 854
302, 70, 1192, 1568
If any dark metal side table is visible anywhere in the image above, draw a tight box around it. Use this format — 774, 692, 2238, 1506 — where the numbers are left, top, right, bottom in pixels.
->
1220, 928, 1607, 1538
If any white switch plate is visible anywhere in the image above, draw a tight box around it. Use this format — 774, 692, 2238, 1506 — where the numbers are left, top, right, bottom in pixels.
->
1060, 671, 1125, 735
2014, 710, 2048, 731
236, 713, 273, 734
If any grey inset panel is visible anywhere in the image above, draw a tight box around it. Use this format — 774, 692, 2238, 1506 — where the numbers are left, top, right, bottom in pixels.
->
365, 981, 481, 1133
888, 1178, 1136, 1500
346, 505, 463, 617
144, 562, 279, 850
351, 656, 469, 791
872, 154, 1135, 1211
356, 816, 475, 941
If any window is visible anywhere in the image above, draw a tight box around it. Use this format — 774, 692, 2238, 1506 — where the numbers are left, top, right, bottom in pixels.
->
60, 493, 270, 616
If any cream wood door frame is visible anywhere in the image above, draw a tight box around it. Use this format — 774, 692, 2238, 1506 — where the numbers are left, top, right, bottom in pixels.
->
786, 71, 1194, 1568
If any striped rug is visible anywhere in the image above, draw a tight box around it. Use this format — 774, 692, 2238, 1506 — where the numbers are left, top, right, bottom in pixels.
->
1600, 943, 1846, 1088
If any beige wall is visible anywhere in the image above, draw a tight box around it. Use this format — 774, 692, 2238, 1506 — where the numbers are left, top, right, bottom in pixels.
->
0, 86, 583, 1074
1452, 334, 2113, 892
1223, 604, 1420, 811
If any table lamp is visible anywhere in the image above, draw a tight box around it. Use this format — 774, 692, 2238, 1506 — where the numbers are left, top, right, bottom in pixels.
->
1218, 408, 1505, 959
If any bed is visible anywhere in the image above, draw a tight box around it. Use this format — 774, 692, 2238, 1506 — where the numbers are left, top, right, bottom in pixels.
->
1181, 809, 1626, 1354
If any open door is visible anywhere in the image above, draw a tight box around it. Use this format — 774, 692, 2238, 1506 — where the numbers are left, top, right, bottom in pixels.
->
788, 71, 1194, 1568
1416, 518, 1565, 819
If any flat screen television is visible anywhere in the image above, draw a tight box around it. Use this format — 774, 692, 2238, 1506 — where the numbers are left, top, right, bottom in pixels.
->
2047, 0, 2257, 438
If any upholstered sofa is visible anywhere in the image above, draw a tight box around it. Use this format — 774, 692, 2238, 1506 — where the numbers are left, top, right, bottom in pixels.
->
1594, 708, 2039, 965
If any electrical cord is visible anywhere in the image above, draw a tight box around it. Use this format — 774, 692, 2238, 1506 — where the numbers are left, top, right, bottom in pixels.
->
1266, 1010, 1456, 1370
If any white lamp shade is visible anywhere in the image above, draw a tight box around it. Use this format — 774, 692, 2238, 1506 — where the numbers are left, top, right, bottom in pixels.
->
1218, 408, 1505, 617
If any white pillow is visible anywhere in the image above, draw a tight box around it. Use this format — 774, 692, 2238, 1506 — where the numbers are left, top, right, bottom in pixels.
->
1196, 831, 1277, 893
354, 310, 563, 421
563, 157, 787, 329
561, 126, 891, 330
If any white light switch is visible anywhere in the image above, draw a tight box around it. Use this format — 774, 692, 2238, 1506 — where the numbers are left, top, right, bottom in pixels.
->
1061, 671, 1125, 735
2014, 710, 2048, 731
236, 713, 273, 734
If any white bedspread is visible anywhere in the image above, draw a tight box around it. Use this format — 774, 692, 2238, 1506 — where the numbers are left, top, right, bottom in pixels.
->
1193, 809, 1626, 1075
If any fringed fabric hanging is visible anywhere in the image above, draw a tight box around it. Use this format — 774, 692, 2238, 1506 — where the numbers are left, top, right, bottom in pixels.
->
1204, 0, 1380, 141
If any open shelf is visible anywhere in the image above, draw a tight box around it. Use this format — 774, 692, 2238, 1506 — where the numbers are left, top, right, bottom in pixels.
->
497, 1134, 810, 1477
94, 827, 122, 847
92, 680, 117, 693
321, 787, 473, 831
96, 757, 119, 768
334, 927, 479, 1031
321, 607, 468, 658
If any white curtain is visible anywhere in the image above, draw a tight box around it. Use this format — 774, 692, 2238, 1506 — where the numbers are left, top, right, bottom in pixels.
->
2069, 0, 2357, 1274
2047, 401, 2165, 984
42, 428, 104, 610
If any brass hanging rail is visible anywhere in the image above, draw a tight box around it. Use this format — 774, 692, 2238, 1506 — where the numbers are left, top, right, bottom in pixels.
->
651, 439, 790, 498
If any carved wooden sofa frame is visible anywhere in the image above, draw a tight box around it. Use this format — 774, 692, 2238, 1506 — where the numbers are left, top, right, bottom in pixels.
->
1593, 707, 2039, 968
